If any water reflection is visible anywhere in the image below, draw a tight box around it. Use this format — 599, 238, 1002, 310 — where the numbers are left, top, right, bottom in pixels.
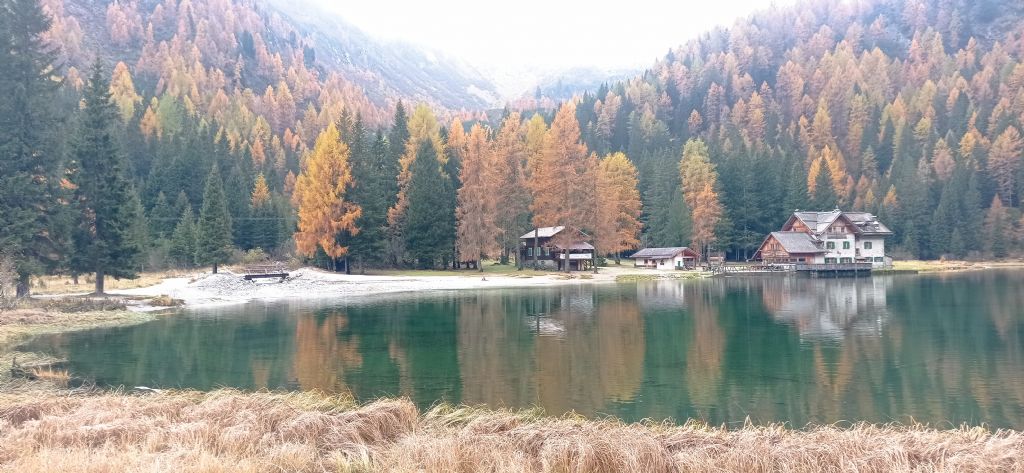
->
21, 271, 1024, 428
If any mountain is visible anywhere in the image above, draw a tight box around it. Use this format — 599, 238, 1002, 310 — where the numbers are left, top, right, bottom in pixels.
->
541, 0, 1024, 260
260, 0, 500, 110
45, 0, 500, 119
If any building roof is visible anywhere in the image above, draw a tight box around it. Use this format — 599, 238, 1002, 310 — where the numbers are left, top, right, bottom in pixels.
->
629, 247, 699, 259
769, 231, 827, 254
790, 210, 892, 236
560, 242, 595, 251
520, 226, 565, 240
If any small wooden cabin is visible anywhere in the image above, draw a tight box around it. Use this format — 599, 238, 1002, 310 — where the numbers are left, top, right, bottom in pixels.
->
519, 226, 595, 271
629, 247, 700, 270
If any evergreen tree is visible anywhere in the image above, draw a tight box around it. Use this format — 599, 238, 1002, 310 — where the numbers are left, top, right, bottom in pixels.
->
0, 0, 63, 296
169, 207, 197, 268
149, 191, 176, 239
347, 119, 387, 271
405, 142, 453, 269
195, 165, 234, 273
784, 160, 810, 212
810, 158, 838, 210
68, 61, 141, 294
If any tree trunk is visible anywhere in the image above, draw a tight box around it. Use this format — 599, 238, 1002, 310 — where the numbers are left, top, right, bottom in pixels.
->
213, 262, 219, 274
16, 274, 30, 298
532, 229, 539, 270
72, 273, 79, 285
95, 270, 105, 295
478, 259, 484, 272
345, 257, 351, 275
564, 250, 571, 273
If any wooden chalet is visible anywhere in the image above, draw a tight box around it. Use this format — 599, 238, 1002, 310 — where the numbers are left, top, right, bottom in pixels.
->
754, 210, 893, 269
520, 226, 595, 271
629, 247, 700, 270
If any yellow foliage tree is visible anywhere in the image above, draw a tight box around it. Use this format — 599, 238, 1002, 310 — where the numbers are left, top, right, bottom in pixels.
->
110, 62, 141, 123
595, 152, 642, 263
456, 124, 499, 269
679, 139, 722, 258
293, 123, 362, 268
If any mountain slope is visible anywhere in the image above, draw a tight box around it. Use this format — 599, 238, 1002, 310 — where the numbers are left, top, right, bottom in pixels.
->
549, 0, 1024, 259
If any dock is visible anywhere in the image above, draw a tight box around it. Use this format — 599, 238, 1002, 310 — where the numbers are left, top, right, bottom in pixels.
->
795, 263, 873, 277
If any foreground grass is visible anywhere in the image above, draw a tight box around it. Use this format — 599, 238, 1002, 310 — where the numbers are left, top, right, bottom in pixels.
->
0, 387, 1020, 473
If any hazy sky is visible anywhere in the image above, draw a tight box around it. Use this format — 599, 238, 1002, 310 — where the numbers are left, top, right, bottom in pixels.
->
320, 0, 797, 71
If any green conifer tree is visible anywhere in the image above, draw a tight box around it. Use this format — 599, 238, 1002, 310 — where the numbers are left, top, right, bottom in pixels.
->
169, 207, 197, 268
404, 142, 452, 269
195, 165, 234, 273
68, 61, 141, 294
0, 0, 63, 296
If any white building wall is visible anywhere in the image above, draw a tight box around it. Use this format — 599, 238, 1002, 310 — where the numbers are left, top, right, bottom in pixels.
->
858, 237, 887, 267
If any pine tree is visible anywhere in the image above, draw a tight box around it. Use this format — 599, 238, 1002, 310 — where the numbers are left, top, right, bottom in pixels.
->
0, 0, 63, 296
405, 141, 453, 269
169, 206, 197, 268
349, 130, 389, 270
984, 197, 1009, 258
149, 191, 176, 239
249, 173, 280, 251
456, 124, 499, 271
293, 123, 362, 270
809, 157, 837, 210
195, 165, 234, 274
68, 61, 141, 294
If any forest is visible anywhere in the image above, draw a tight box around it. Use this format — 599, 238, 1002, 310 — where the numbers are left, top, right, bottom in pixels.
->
3, 0, 1024, 296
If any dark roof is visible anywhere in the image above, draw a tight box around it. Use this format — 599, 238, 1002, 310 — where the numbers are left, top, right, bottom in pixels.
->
770, 232, 826, 254
791, 210, 892, 236
630, 247, 697, 259
520, 226, 564, 240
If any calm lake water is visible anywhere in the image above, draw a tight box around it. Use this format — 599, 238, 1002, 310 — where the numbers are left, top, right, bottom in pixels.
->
22, 271, 1024, 428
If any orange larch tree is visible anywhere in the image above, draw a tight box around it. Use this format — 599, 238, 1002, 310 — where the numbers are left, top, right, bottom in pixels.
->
456, 124, 499, 270
293, 123, 362, 270
595, 152, 643, 264
679, 139, 722, 259
492, 112, 533, 266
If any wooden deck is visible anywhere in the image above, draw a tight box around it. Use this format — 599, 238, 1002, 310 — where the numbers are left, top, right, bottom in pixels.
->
795, 262, 873, 277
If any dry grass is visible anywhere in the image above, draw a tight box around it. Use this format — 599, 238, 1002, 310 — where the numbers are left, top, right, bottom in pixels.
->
0, 388, 1021, 473
0, 306, 155, 349
30, 270, 189, 296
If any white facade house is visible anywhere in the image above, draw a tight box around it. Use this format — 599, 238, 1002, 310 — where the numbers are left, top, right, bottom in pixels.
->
755, 210, 893, 268
629, 247, 700, 270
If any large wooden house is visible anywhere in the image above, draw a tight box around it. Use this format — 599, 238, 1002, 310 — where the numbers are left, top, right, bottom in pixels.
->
520, 226, 595, 271
754, 210, 893, 268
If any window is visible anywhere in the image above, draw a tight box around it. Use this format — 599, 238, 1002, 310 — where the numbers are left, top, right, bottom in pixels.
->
826, 242, 835, 250
843, 241, 851, 250
874, 257, 884, 262
864, 242, 873, 250
825, 257, 838, 264
798, 258, 806, 262
543, 247, 550, 256
527, 247, 534, 257
840, 257, 852, 264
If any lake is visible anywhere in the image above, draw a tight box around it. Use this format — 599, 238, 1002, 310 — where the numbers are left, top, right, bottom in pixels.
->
22, 270, 1024, 428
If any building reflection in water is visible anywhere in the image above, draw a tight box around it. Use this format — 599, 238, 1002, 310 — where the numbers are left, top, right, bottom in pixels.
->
759, 276, 893, 341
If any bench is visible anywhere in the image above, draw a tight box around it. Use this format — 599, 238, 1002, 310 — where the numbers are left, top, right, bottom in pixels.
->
243, 263, 289, 282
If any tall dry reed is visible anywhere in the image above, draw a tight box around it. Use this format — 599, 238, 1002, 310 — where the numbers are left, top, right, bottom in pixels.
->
0, 388, 1021, 472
